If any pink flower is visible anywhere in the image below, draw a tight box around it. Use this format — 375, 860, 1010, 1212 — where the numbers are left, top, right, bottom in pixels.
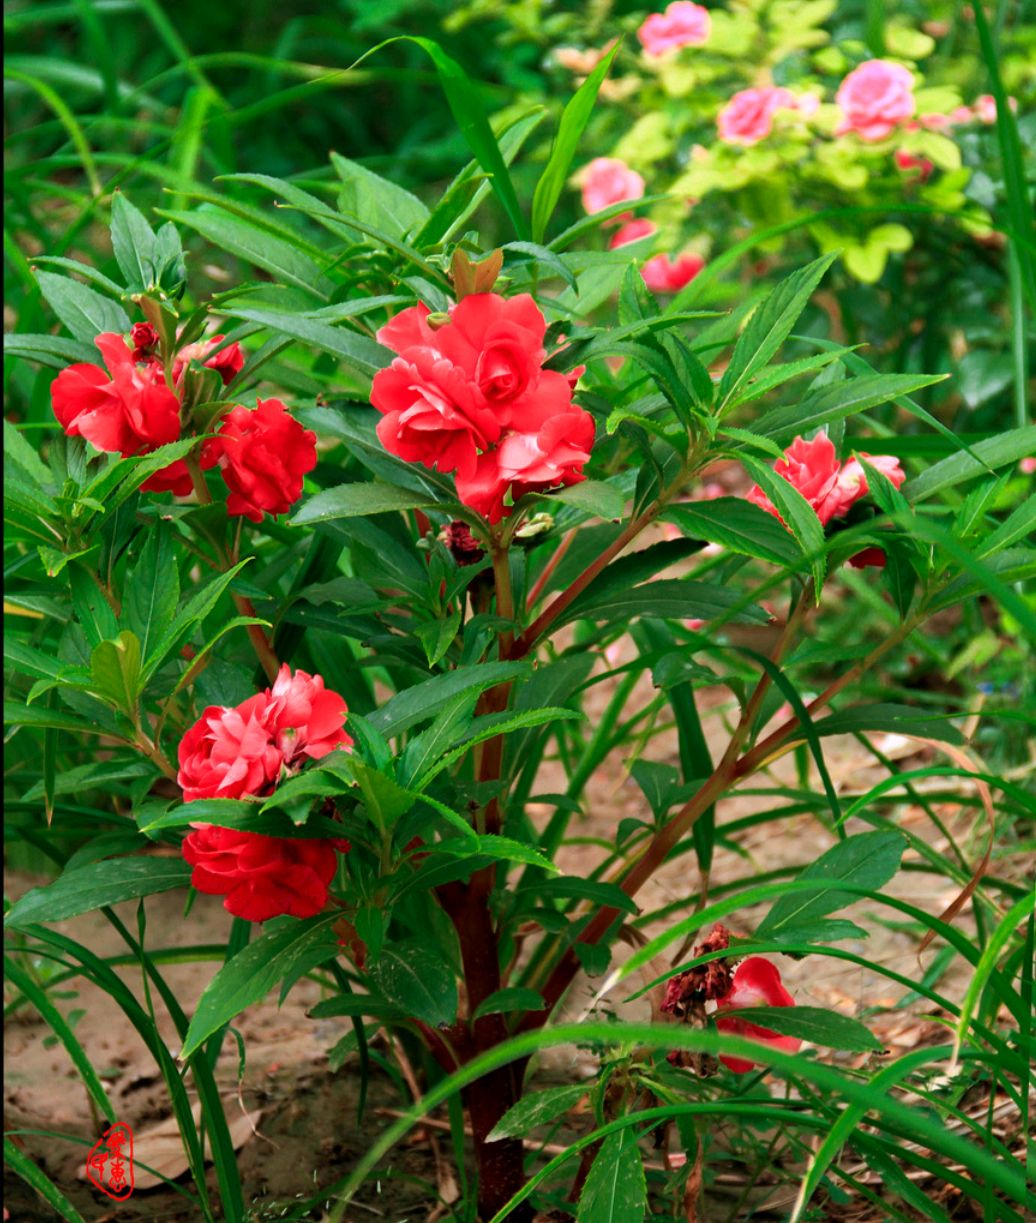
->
895, 150, 934, 181
836, 60, 915, 141
747, 435, 905, 529
51, 332, 181, 459
1019, 457, 1036, 475
182, 825, 344, 922
638, 2, 711, 56
714, 957, 802, 1073
717, 87, 797, 146
641, 252, 705, 293
455, 409, 595, 523
203, 398, 317, 522
609, 218, 658, 249
580, 157, 645, 215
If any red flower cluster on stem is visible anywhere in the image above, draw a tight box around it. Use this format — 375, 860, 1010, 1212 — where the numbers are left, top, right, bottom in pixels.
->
371, 293, 595, 523
178, 665, 352, 922
51, 329, 316, 519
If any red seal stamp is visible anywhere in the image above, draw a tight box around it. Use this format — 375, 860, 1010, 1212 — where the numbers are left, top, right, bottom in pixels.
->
85, 1122, 134, 1200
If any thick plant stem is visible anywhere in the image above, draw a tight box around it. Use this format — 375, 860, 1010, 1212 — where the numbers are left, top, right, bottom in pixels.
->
526, 607, 924, 1025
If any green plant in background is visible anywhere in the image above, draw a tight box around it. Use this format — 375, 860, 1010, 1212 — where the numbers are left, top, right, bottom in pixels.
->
4, 9, 1035, 1223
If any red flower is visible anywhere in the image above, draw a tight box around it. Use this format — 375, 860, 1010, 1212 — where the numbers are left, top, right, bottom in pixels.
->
746, 434, 904, 529
51, 332, 181, 457
177, 694, 285, 802
373, 293, 594, 521
181, 825, 343, 921
371, 344, 503, 478
714, 957, 802, 1073
266, 664, 353, 761
455, 409, 595, 523
641, 252, 705, 293
204, 398, 317, 521
173, 335, 244, 386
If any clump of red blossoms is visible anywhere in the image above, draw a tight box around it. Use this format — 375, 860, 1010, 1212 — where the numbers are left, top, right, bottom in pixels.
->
178, 665, 352, 921
51, 329, 315, 519
747, 432, 905, 566
371, 293, 595, 523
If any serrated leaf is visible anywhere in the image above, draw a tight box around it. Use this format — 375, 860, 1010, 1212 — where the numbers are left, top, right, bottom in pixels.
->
291, 482, 437, 525
34, 270, 130, 343
368, 943, 458, 1028
487, 1083, 587, 1141
756, 831, 905, 939
724, 1005, 881, 1052
577, 1130, 646, 1223
5, 857, 192, 930
181, 916, 339, 1058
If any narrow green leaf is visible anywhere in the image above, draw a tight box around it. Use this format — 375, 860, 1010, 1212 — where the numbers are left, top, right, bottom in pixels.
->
181, 916, 339, 1058
34, 270, 130, 343
723, 1005, 881, 1052
531, 41, 621, 242
369, 943, 458, 1028
291, 482, 436, 525
756, 832, 905, 939
902, 425, 1036, 501
5, 858, 192, 929
473, 987, 545, 1020
487, 1083, 587, 1141
577, 1130, 646, 1223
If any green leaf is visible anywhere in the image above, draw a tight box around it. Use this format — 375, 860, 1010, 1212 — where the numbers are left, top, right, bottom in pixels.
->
740, 455, 825, 591
531, 41, 621, 242
124, 523, 179, 664
4, 1137, 88, 1223
34, 269, 130, 342
109, 192, 157, 291
473, 986, 546, 1020
181, 916, 339, 1058
664, 498, 801, 567
5, 857, 192, 929
902, 425, 1036, 501
764, 919, 869, 945
414, 607, 462, 667
223, 307, 389, 381
4, 419, 52, 486
291, 482, 436, 525
69, 564, 119, 647
755, 831, 905, 940
4, 701, 109, 737
487, 1083, 587, 1141
368, 942, 458, 1028
813, 703, 964, 744
539, 479, 626, 521
3, 332, 98, 369
89, 630, 143, 713
562, 578, 770, 629
717, 254, 837, 408
143, 560, 251, 681
725, 1005, 882, 1052
371, 37, 528, 239
755, 373, 947, 444
369, 662, 530, 738
159, 207, 329, 299
533, 876, 638, 914
577, 1130, 646, 1223
331, 152, 429, 239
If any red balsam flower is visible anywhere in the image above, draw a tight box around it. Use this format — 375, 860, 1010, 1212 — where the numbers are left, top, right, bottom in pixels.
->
746, 433, 905, 528
182, 826, 341, 922
178, 666, 352, 921
371, 293, 595, 522
203, 398, 317, 521
714, 957, 803, 1073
